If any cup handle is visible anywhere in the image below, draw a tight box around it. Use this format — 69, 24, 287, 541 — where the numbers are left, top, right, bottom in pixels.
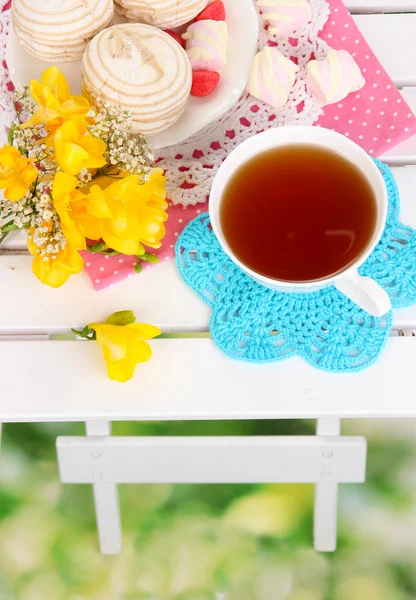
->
334, 269, 391, 317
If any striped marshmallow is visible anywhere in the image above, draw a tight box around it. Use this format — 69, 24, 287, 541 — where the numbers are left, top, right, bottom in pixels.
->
246, 47, 299, 110
306, 49, 366, 106
182, 19, 228, 72
257, 0, 312, 37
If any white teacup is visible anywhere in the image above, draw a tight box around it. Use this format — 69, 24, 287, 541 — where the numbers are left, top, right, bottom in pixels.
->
209, 126, 392, 317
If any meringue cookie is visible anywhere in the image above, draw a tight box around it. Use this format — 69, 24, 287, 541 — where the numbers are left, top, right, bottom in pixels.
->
257, 0, 312, 37
115, 0, 209, 29
81, 24, 192, 135
306, 49, 366, 106
183, 19, 228, 72
246, 47, 299, 110
12, 0, 113, 62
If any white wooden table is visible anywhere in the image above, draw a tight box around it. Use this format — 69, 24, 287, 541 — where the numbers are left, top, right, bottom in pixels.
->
1, 0, 416, 556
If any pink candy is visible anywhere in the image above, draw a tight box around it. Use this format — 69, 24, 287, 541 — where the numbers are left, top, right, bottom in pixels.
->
182, 19, 228, 72
247, 47, 299, 110
306, 49, 366, 106
257, 0, 312, 37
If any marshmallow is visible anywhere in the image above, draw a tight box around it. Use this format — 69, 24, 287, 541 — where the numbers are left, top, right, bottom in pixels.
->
257, 0, 312, 37
306, 49, 366, 106
12, 0, 113, 62
183, 19, 228, 72
81, 24, 192, 135
246, 47, 299, 110
115, 0, 209, 29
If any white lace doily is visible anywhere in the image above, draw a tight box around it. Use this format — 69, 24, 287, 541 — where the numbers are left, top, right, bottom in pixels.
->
156, 0, 330, 206
0, 0, 330, 204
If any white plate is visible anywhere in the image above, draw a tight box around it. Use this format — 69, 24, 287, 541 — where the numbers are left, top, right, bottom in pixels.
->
6, 0, 259, 149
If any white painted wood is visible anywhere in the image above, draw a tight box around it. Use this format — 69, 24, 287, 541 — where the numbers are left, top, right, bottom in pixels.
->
2, 337, 416, 421
1, 163, 415, 334
82, 420, 122, 555
56, 435, 367, 483
85, 420, 111, 437
316, 419, 341, 437
345, 0, 416, 12
352, 15, 416, 87
0, 258, 211, 334
314, 484, 339, 552
0, 232, 24, 248
314, 419, 343, 552
90, 484, 121, 555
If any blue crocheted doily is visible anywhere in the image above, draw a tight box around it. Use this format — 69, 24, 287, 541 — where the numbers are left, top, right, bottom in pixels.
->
176, 160, 416, 373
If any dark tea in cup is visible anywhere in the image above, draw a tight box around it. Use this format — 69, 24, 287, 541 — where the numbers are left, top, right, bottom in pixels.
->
220, 144, 377, 283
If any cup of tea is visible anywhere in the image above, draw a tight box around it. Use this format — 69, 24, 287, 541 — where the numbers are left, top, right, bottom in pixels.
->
209, 126, 392, 317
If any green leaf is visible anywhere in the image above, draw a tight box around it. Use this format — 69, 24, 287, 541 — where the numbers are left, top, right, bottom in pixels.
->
139, 252, 159, 264
105, 310, 136, 326
7, 123, 17, 145
134, 261, 143, 274
71, 325, 95, 340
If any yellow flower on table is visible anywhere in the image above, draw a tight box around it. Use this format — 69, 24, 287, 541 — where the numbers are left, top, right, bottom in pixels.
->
0, 146, 37, 201
88, 322, 161, 382
21, 67, 90, 133
73, 169, 168, 256
54, 120, 107, 176
27, 233, 84, 288
52, 171, 87, 250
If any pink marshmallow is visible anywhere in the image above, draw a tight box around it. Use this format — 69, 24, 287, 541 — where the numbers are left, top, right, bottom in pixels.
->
182, 19, 228, 72
306, 49, 366, 106
257, 0, 312, 37
247, 47, 299, 110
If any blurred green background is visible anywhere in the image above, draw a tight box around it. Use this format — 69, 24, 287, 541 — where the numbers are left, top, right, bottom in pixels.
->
1, 418, 416, 599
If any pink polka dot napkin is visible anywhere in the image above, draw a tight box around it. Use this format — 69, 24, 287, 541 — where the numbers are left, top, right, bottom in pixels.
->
83, 203, 205, 290
315, 0, 416, 155
83, 0, 416, 291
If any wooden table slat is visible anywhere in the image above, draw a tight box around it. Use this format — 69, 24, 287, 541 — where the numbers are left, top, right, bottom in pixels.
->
2, 337, 416, 421
346, 0, 416, 13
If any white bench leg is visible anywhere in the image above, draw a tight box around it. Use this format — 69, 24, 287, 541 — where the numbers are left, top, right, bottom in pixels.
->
86, 420, 122, 555
313, 418, 341, 552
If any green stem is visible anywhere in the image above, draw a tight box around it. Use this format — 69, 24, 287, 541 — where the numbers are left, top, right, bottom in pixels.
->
0, 223, 22, 245
1, 223, 19, 233
91, 163, 122, 181
140, 252, 159, 264
85, 241, 120, 256
7, 123, 17, 145
86, 241, 107, 253
0, 231, 9, 245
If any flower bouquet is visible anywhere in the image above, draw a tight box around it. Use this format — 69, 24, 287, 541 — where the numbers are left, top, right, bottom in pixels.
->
0, 66, 168, 288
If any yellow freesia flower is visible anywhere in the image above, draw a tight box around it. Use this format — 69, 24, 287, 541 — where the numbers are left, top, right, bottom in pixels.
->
51, 171, 87, 250
27, 232, 84, 288
0, 145, 37, 201
70, 184, 113, 241
73, 169, 168, 255
132, 168, 169, 249
88, 322, 161, 382
21, 67, 90, 132
54, 120, 107, 175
